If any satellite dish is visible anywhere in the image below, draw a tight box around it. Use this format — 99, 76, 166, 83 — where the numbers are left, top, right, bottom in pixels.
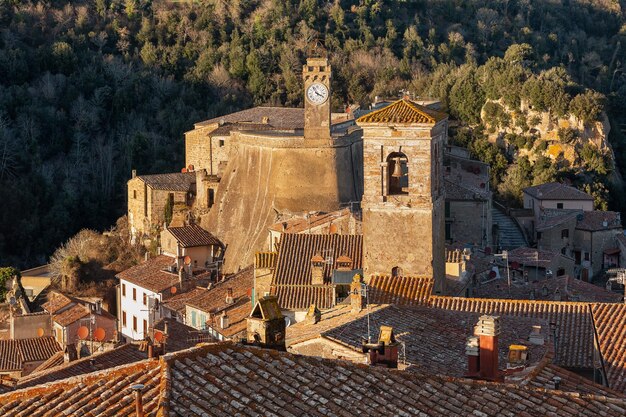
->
77, 326, 89, 340
181, 167, 188, 173
511, 261, 520, 270
170, 286, 177, 295
489, 270, 497, 279
184, 256, 192, 265
485, 247, 492, 255
93, 327, 106, 342
36, 327, 45, 337
154, 331, 164, 343
329, 224, 338, 234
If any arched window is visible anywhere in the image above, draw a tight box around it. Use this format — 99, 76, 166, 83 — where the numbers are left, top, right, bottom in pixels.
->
387, 152, 409, 195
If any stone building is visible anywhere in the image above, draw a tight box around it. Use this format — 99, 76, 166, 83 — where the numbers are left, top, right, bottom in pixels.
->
159, 223, 224, 273
356, 99, 448, 293
127, 170, 219, 243
523, 182, 594, 215
443, 154, 492, 247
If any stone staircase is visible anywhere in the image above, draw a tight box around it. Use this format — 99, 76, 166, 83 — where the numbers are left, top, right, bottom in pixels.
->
492, 205, 528, 250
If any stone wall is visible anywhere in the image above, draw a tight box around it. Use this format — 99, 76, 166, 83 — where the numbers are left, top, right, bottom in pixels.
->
203, 132, 362, 273
10, 313, 52, 339
537, 218, 577, 256
127, 177, 147, 240
185, 125, 214, 173
448, 200, 491, 246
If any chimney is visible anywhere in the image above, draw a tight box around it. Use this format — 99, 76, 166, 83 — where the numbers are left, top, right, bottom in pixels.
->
144, 252, 150, 262
310, 254, 325, 285
132, 169, 137, 178
131, 384, 145, 417
473, 315, 502, 381
262, 116, 270, 124
362, 326, 398, 368
350, 274, 364, 313
507, 344, 529, 369
528, 325, 545, 345
225, 288, 234, 304
466, 336, 480, 374
220, 312, 229, 329
178, 268, 185, 286
552, 376, 562, 390
304, 304, 321, 325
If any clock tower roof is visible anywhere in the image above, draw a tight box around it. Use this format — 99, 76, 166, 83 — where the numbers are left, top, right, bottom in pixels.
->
357, 98, 447, 126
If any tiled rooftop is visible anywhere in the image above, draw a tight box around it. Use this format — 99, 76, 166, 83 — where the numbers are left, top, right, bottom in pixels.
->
576, 210, 622, 231
368, 275, 433, 306
473, 275, 623, 303
117, 255, 182, 294
42, 291, 73, 314
506, 246, 563, 269
161, 286, 207, 315
135, 171, 196, 192
52, 303, 90, 327
320, 305, 549, 377
166, 224, 222, 247
357, 98, 447, 124
430, 296, 594, 369
591, 303, 626, 393
197, 106, 305, 129
271, 284, 336, 310
153, 317, 216, 351
185, 266, 253, 338
267, 208, 352, 234
523, 182, 594, 201
536, 209, 580, 231
0, 337, 61, 372
3, 342, 625, 416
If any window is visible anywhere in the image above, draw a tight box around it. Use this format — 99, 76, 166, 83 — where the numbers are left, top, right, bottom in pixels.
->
537, 232, 542, 240
143, 319, 147, 335
143, 292, 147, 306
445, 202, 451, 218
386, 152, 409, 195
133, 190, 137, 199
557, 203, 564, 209
191, 310, 197, 327
219, 139, 225, 147
445, 222, 451, 240
561, 229, 569, 238
561, 247, 567, 255
122, 284, 126, 297
584, 252, 590, 261
391, 266, 403, 278
133, 288, 137, 301
122, 311, 127, 327
133, 316, 137, 332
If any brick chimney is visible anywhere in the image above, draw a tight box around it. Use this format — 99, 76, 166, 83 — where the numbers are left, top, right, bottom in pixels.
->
131, 384, 145, 417
225, 288, 234, 305
350, 274, 364, 313
304, 304, 321, 324
311, 254, 325, 285
466, 315, 502, 381
362, 325, 398, 368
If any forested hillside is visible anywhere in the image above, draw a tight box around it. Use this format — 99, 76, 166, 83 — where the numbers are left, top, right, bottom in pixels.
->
1, 0, 625, 267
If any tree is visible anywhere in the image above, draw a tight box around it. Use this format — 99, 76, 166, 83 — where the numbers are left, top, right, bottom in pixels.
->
0, 266, 20, 302
497, 163, 531, 206
569, 90, 605, 126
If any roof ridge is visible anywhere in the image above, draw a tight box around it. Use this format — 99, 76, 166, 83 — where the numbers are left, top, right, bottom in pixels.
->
356, 98, 445, 125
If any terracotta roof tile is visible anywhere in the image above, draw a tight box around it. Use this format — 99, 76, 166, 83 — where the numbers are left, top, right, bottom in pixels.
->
430, 296, 595, 369
135, 172, 196, 192
17, 344, 147, 388
368, 275, 433, 306
536, 209, 580, 231
52, 303, 90, 327
271, 285, 336, 310
2, 342, 626, 416
506, 247, 565, 269
523, 182, 594, 201
153, 318, 217, 351
473, 276, 623, 303
274, 234, 363, 286
591, 303, 626, 393
197, 106, 305, 129
0, 337, 61, 371
166, 224, 222, 247
161, 287, 207, 315
576, 210, 622, 231
357, 98, 447, 124
267, 208, 352, 233
117, 255, 181, 293
42, 291, 73, 314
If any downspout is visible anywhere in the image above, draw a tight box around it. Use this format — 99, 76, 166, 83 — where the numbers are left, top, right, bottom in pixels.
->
589, 304, 609, 387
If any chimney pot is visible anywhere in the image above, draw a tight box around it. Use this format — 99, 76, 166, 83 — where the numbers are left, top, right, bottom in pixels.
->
226, 288, 234, 304
552, 376, 562, 390
132, 169, 137, 178
131, 384, 145, 417
473, 315, 501, 381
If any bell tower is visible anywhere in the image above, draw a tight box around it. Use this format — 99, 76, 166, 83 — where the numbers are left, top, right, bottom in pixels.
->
356, 99, 448, 293
303, 56, 331, 141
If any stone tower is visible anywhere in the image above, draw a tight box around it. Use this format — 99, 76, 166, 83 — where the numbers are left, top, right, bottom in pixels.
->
356, 99, 448, 293
303, 57, 332, 141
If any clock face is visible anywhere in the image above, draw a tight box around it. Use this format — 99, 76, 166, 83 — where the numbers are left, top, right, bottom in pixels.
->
306, 82, 329, 105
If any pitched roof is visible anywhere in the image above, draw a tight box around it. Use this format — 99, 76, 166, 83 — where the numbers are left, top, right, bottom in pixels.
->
52, 303, 90, 327
135, 172, 196, 192
0, 359, 162, 416
153, 317, 216, 351
185, 267, 253, 338
0, 337, 61, 371
273, 234, 363, 286
536, 209, 580, 231
430, 296, 594, 369
444, 179, 489, 200
367, 275, 434, 306
267, 208, 352, 233
197, 106, 305, 130
116, 255, 180, 293
357, 98, 447, 125
591, 303, 626, 393
3, 342, 625, 416
473, 276, 623, 303
321, 305, 549, 376
271, 285, 336, 310
523, 182, 594, 201
506, 247, 564, 269
575, 210, 622, 231
42, 291, 73, 314
166, 224, 222, 247
160, 286, 207, 315
16, 344, 147, 389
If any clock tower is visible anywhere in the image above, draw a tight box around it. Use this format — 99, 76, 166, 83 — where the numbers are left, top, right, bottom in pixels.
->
303, 57, 331, 141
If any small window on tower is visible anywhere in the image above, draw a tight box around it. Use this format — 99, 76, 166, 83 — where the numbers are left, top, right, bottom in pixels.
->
557, 203, 564, 209
219, 139, 225, 147
386, 152, 409, 195
133, 190, 137, 199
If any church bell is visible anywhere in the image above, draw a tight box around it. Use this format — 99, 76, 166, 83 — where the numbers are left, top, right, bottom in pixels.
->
391, 158, 403, 178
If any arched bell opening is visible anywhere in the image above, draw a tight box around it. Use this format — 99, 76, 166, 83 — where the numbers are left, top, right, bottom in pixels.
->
387, 152, 409, 195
